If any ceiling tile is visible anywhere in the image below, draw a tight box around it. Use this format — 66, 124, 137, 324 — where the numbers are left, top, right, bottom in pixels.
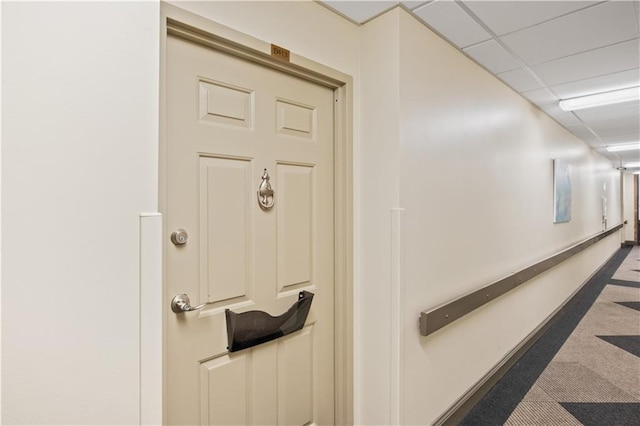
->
463, 1, 597, 36
598, 153, 621, 164
532, 39, 640, 86
413, 0, 491, 48
321, 1, 399, 24
400, 1, 428, 10
600, 132, 640, 144
591, 124, 640, 140
590, 124, 639, 139
575, 103, 640, 141
497, 68, 544, 92
520, 87, 558, 106
500, 1, 638, 65
584, 123, 640, 140
565, 124, 600, 143
573, 102, 640, 125
616, 152, 640, 167
580, 103, 640, 141
551, 68, 640, 99
463, 39, 521, 73
540, 104, 583, 126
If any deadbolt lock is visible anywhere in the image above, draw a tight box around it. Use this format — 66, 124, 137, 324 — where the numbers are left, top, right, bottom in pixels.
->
171, 229, 188, 246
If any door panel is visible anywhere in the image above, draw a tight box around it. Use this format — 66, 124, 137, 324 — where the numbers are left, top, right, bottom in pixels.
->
277, 327, 314, 426
276, 99, 316, 140
200, 355, 249, 426
166, 33, 334, 426
198, 156, 252, 305
277, 163, 314, 293
198, 78, 254, 129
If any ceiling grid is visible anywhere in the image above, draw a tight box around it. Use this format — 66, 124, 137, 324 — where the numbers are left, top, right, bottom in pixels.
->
321, 0, 640, 170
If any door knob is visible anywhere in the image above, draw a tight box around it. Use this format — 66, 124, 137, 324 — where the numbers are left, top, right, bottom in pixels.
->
171, 293, 206, 313
171, 229, 188, 246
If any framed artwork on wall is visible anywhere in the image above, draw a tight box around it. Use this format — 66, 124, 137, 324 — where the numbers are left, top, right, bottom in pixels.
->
602, 180, 608, 230
553, 159, 572, 223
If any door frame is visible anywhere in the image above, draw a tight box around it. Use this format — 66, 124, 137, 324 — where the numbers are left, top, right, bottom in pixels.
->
158, 3, 354, 424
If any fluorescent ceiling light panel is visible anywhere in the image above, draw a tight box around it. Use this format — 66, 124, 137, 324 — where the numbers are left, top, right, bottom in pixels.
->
624, 162, 640, 168
606, 143, 640, 152
559, 86, 640, 111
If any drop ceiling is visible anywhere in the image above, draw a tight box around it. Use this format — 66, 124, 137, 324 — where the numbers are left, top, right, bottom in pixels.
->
320, 0, 640, 171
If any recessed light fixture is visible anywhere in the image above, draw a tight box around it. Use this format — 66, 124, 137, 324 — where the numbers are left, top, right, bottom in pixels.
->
606, 143, 640, 152
559, 86, 640, 111
625, 162, 640, 168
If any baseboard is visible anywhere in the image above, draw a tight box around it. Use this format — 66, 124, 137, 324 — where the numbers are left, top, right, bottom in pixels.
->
433, 249, 618, 426
622, 240, 637, 247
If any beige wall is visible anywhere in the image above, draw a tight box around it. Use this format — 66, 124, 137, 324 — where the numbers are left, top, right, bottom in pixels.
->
357, 9, 402, 423
168, 0, 360, 77
359, 8, 623, 424
2, 2, 160, 424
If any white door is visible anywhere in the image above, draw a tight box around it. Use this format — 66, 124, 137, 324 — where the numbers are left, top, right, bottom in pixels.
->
165, 34, 335, 426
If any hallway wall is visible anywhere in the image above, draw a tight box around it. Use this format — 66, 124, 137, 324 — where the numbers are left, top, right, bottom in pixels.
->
359, 8, 623, 425
2, 2, 160, 424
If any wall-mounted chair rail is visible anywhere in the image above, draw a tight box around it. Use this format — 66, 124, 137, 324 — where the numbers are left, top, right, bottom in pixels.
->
420, 224, 623, 336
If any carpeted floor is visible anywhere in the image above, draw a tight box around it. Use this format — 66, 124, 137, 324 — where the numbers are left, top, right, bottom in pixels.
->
461, 245, 640, 425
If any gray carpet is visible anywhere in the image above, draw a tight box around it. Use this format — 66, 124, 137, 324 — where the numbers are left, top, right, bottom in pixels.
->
462, 246, 640, 425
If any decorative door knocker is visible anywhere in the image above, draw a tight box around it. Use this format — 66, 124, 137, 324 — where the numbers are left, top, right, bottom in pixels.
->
257, 169, 275, 210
